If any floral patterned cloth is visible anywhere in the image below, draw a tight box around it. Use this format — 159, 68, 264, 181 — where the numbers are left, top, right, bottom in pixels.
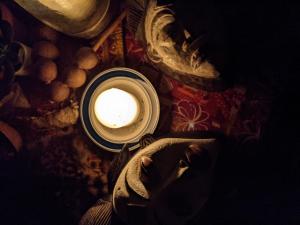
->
120, 30, 272, 144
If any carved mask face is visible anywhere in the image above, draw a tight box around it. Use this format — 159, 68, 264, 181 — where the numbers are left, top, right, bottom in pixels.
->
112, 137, 220, 225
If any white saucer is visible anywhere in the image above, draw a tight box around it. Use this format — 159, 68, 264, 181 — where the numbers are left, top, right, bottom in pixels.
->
89, 77, 152, 144
80, 67, 160, 152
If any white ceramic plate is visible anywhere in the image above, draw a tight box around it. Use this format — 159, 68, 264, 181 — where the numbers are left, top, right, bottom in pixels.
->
80, 67, 160, 152
89, 77, 152, 144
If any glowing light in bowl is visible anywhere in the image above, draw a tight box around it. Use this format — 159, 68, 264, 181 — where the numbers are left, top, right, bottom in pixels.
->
94, 88, 140, 128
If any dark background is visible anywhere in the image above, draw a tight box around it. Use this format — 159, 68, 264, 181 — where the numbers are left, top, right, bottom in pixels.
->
192, 1, 300, 225
1, 0, 300, 225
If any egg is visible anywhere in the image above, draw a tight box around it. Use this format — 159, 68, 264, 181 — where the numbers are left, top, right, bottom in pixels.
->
33, 41, 60, 59
75, 47, 99, 70
50, 81, 70, 102
35, 58, 57, 84
64, 66, 87, 88
35, 25, 59, 43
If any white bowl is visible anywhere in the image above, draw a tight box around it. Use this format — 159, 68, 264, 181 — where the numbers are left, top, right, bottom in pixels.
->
89, 77, 152, 144
80, 67, 160, 152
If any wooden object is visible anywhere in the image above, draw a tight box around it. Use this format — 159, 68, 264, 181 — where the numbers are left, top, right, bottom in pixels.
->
92, 10, 127, 52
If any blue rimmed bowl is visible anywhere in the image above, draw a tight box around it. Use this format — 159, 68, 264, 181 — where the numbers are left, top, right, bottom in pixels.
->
80, 67, 160, 152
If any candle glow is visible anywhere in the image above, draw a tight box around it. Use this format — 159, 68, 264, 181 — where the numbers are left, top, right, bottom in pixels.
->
94, 88, 140, 128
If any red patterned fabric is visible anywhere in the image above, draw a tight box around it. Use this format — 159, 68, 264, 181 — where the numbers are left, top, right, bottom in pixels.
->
123, 30, 271, 142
